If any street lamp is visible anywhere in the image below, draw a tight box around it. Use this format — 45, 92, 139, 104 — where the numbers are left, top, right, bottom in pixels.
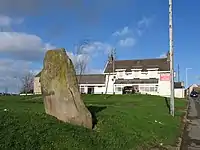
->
185, 68, 192, 89
169, 0, 174, 116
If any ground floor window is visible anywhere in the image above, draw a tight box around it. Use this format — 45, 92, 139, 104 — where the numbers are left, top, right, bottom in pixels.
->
139, 85, 158, 92
80, 87, 85, 93
115, 86, 122, 92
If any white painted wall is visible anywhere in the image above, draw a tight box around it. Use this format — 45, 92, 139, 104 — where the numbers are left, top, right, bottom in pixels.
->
94, 86, 105, 94
158, 81, 170, 97
114, 84, 159, 95
79, 84, 105, 94
174, 88, 185, 98
34, 69, 173, 97
105, 70, 171, 97
105, 74, 116, 94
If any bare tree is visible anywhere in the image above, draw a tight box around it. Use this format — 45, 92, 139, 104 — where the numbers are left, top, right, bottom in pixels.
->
74, 40, 91, 85
20, 71, 34, 95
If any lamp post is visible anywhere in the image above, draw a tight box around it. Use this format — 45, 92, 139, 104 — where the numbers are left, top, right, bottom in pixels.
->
169, 0, 175, 116
185, 68, 192, 89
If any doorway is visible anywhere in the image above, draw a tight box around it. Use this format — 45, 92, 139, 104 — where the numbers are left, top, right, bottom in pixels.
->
87, 86, 94, 94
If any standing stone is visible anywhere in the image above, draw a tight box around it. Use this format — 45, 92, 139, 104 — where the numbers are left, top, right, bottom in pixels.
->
40, 48, 92, 129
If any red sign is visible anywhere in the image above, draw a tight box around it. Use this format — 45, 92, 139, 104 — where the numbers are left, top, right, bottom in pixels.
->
160, 73, 170, 81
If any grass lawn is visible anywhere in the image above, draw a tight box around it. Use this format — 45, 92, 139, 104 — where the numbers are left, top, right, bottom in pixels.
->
0, 94, 187, 150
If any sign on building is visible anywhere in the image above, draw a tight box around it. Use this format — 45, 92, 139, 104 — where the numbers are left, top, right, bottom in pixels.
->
160, 73, 170, 81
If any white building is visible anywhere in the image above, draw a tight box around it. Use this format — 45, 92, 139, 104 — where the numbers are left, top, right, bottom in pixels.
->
34, 56, 185, 98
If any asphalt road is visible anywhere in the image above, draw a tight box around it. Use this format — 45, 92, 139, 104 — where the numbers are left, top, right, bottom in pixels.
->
181, 96, 200, 150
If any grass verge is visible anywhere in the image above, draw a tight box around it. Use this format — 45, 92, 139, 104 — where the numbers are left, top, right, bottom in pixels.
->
0, 94, 187, 150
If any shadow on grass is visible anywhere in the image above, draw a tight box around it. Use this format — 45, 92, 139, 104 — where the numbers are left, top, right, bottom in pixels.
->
18, 100, 43, 104
164, 97, 170, 114
87, 106, 107, 129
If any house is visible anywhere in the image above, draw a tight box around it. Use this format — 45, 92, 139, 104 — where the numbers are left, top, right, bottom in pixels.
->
174, 82, 185, 98
186, 84, 200, 95
33, 56, 185, 98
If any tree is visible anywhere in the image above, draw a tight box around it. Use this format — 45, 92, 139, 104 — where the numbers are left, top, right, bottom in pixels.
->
74, 40, 91, 84
20, 71, 34, 94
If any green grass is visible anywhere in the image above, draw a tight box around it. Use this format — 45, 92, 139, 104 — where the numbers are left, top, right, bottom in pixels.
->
0, 94, 187, 150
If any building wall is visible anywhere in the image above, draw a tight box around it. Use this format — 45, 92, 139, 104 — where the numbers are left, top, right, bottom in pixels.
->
34, 77, 41, 94
104, 74, 116, 94
33, 70, 175, 98
106, 70, 171, 97
79, 84, 105, 94
116, 70, 160, 80
174, 88, 185, 98
114, 83, 159, 95
33, 78, 106, 95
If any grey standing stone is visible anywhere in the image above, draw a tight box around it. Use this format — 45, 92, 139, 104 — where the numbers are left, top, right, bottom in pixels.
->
40, 48, 92, 129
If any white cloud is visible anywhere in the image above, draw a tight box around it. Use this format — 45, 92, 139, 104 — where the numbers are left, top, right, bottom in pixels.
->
112, 26, 131, 36
159, 52, 167, 58
0, 32, 55, 61
119, 37, 136, 47
0, 14, 23, 27
137, 16, 153, 36
0, 14, 113, 92
81, 41, 112, 54
0, 15, 12, 26
0, 58, 34, 93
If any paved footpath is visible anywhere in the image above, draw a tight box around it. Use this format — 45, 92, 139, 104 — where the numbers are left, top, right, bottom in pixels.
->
181, 97, 200, 150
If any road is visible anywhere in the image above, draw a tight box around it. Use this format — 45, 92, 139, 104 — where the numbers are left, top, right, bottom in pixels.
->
181, 97, 200, 150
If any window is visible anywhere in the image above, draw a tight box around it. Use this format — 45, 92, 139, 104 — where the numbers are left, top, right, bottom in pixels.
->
126, 72, 132, 75
115, 87, 122, 92
145, 87, 149, 92
141, 71, 148, 74
139, 85, 158, 92
80, 87, 84, 93
150, 87, 155, 92
118, 71, 124, 78
139, 87, 145, 91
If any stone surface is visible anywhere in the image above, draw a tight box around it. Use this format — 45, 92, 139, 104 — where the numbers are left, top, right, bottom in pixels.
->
40, 48, 92, 129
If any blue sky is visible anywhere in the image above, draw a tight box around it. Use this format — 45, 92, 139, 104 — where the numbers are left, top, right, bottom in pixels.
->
0, 0, 200, 92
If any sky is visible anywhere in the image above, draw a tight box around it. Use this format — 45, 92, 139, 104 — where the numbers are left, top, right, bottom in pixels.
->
0, 0, 200, 93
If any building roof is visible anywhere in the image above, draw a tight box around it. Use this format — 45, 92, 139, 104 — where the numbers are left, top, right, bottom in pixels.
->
77, 74, 105, 84
114, 78, 159, 84
104, 58, 170, 73
174, 82, 184, 89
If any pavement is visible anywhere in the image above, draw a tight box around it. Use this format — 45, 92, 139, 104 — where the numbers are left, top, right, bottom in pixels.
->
181, 97, 200, 150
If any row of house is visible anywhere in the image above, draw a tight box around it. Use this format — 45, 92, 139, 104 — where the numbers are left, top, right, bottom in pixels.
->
186, 84, 200, 95
34, 54, 185, 98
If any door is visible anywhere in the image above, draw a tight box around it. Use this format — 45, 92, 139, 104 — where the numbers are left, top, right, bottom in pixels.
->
87, 86, 94, 94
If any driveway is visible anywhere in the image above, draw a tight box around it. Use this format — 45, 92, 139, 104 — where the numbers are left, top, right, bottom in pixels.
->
181, 97, 200, 150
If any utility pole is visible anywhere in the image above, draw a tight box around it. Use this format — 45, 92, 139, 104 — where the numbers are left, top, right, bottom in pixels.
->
112, 48, 116, 95
169, 0, 175, 116
105, 48, 116, 95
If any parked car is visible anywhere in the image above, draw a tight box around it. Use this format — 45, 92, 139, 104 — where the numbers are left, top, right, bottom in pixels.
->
123, 86, 136, 94
190, 91, 198, 97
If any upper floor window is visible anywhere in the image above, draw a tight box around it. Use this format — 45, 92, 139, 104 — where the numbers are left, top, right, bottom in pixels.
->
125, 72, 132, 75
